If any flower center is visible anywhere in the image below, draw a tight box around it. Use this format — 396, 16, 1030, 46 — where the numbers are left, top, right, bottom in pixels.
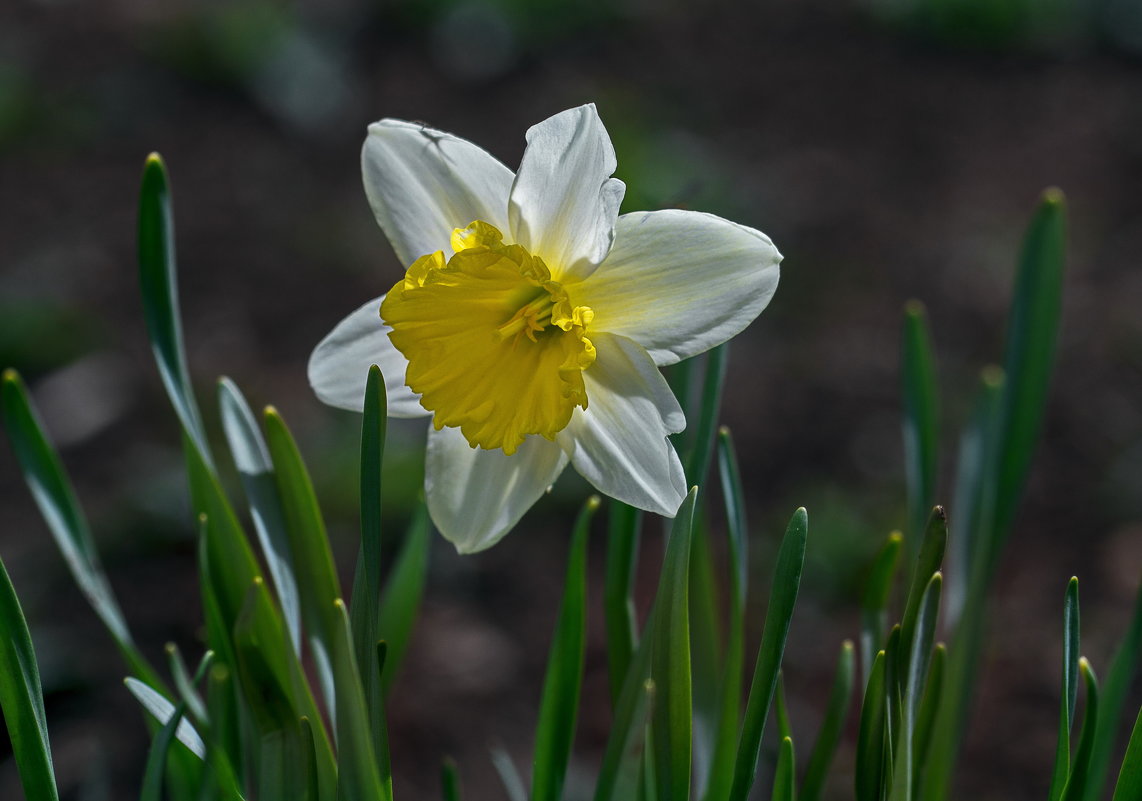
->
381, 220, 595, 455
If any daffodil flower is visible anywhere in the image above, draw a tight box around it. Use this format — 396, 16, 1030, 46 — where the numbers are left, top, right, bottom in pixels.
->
308, 104, 782, 552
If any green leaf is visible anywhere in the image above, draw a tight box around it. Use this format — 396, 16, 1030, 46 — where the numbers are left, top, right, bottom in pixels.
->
685, 343, 728, 487
690, 518, 723, 793
801, 641, 855, 801
0, 370, 156, 685
770, 736, 795, 801
1111, 704, 1142, 801
331, 599, 390, 801
218, 377, 301, 654
348, 364, 394, 774
140, 700, 189, 801
898, 508, 947, 679
604, 500, 642, 705
729, 508, 808, 801
1061, 659, 1100, 801
532, 496, 598, 801
992, 187, 1067, 546
165, 643, 210, 725
137, 153, 212, 467
889, 573, 942, 801
861, 532, 903, 688
0, 555, 60, 801
125, 678, 207, 760
490, 748, 527, 801
775, 673, 793, 743
263, 407, 343, 706
901, 300, 939, 559
704, 428, 749, 801
651, 489, 697, 801
1050, 577, 1082, 801
913, 643, 946, 773
1086, 577, 1142, 801
441, 759, 461, 801
855, 650, 887, 801
594, 490, 698, 801
377, 500, 431, 695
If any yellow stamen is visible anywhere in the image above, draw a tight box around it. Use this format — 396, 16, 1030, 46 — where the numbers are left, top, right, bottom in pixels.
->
381, 221, 595, 455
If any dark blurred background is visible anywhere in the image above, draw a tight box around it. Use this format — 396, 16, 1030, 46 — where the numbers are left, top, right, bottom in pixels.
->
2, 0, 1142, 798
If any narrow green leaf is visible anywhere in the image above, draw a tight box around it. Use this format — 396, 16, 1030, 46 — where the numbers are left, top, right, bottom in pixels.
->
595, 490, 698, 801
0, 556, 60, 801
901, 300, 939, 560
0, 370, 156, 684
441, 759, 461, 801
889, 573, 942, 801
137, 153, 212, 467
377, 500, 431, 695
331, 599, 390, 801
532, 496, 598, 801
263, 407, 343, 707
913, 643, 946, 775
855, 650, 888, 801
140, 701, 189, 801
1050, 577, 1081, 801
490, 748, 527, 801
605, 500, 642, 705
898, 508, 947, 679
775, 673, 793, 743
124, 678, 207, 760
1111, 704, 1142, 801
1061, 659, 1099, 801
770, 736, 795, 801
729, 507, 808, 801
165, 643, 209, 725
704, 428, 749, 801
801, 641, 856, 801
690, 517, 723, 794
1086, 577, 1142, 801
218, 377, 301, 654
992, 187, 1067, 544
861, 532, 903, 690
685, 343, 728, 487
652, 489, 697, 801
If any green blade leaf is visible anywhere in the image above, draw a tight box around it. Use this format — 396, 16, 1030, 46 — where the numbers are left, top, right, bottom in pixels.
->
263, 406, 343, 707
861, 532, 903, 689
898, 508, 947, 679
377, 500, 431, 695
165, 643, 209, 725
604, 500, 642, 705
685, 344, 728, 487
1085, 577, 1142, 801
331, 599, 390, 801
992, 188, 1067, 546
0, 555, 60, 801
889, 573, 942, 801
901, 300, 939, 560
690, 517, 723, 793
1061, 659, 1100, 801
137, 153, 212, 467
125, 678, 207, 760
491, 748, 527, 801
441, 759, 461, 801
855, 650, 888, 801
651, 489, 697, 801
0, 370, 155, 684
351, 364, 387, 696
913, 643, 946, 773
218, 377, 301, 655
532, 496, 598, 801
729, 507, 808, 801
140, 701, 189, 801
1111, 704, 1142, 801
704, 428, 749, 801
770, 737, 795, 801
801, 641, 856, 801
1050, 577, 1082, 801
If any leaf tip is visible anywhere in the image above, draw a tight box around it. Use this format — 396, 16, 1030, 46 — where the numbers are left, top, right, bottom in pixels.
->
1041, 186, 1066, 208
586, 494, 602, 511
904, 298, 927, 318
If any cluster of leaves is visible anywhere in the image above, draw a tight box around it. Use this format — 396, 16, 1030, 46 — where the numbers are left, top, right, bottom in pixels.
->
1, 158, 1141, 801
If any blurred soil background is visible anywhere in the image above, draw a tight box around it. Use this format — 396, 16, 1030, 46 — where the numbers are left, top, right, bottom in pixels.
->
2, 0, 1142, 798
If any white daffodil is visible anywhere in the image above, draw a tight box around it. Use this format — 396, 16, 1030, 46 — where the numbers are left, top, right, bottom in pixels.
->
308, 104, 781, 552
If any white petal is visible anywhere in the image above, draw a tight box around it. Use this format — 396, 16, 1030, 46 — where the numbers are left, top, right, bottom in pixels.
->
508, 104, 625, 282
426, 426, 569, 553
362, 119, 515, 267
572, 209, 782, 366
307, 296, 429, 417
557, 332, 687, 516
